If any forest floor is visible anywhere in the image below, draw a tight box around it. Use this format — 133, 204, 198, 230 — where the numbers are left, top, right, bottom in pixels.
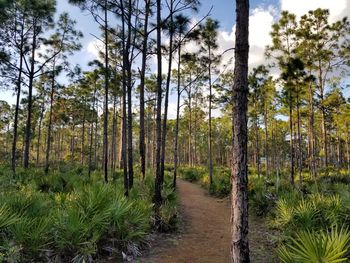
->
140, 179, 278, 263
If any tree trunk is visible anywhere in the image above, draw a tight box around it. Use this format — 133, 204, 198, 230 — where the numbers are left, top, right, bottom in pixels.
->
12, 16, 25, 173
139, 0, 150, 181
308, 79, 316, 178
81, 101, 86, 165
23, 22, 37, 168
160, 2, 174, 182
88, 82, 97, 177
231, 0, 250, 261
173, 42, 181, 189
126, 0, 134, 189
208, 46, 213, 186
296, 88, 302, 184
154, 0, 163, 227
289, 89, 295, 186
346, 130, 350, 176
120, 0, 129, 196
103, 0, 109, 183
36, 104, 44, 166
44, 64, 55, 174
264, 101, 269, 176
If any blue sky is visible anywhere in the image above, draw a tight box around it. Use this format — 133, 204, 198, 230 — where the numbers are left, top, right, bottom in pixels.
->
1, 0, 350, 116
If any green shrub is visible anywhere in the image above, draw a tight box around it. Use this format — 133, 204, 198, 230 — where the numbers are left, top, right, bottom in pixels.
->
278, 226, 350, 263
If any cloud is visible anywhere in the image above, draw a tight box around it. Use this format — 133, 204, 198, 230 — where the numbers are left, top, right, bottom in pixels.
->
86, 38, 104, 59
280, 0, 348, 22
217, 7, 276, 70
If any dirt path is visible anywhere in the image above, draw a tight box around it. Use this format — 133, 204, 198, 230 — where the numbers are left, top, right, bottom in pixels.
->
141, 179, 277, 263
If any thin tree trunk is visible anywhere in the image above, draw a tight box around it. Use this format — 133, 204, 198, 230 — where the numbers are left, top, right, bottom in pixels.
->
346, 129, 350, 176
231, 0, 250, 261
173, 41, 181, 189
120, 0, 129, 196
264, 101, 269, 176
45, 64, 55, 174
289, 90, 295, 186
139, 0, 150, 181
88, 82, 97, 177
126, 0, 134, 188
81, 101, 86, 165
160, 1, 174, 183
24, 21, 37, 168
36, 105, 44, 166
103, 0, 109, 183
208, 46, 213, 186
12, 15, 25, 172
111, 95, 117, 179
308, 79, 316, 178
154, 0, 163, 227
296, 88, 302, 184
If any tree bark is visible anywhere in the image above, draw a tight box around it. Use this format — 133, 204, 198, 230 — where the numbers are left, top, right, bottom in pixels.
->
173, 41, 181, 189
231, 0, 250, 261
36, 104, 44, 166
154, 0, 163, 227
139, 0, 150, 181
44, 62, 56, 174
160, 1, 174, 183
12, 15, 25, 173
208, 46, 213, 186
88, 82, 97, 177
103, 0, 109, 183
23, 20, 37, 168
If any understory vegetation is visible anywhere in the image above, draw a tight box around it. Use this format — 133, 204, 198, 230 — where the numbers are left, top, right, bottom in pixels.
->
179, 165, 350, 262
0, 165, 178, 262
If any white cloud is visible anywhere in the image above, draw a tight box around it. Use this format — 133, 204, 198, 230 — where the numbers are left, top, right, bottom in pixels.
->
86, 39, 104, 59
218, 7, 275, 70
280, 0, 348, 22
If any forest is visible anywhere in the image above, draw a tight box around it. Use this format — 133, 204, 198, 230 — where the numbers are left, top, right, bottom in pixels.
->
0, 0, 350, 262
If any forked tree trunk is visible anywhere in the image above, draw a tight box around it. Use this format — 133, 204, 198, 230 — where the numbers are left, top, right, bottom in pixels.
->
231, 0, 250, 261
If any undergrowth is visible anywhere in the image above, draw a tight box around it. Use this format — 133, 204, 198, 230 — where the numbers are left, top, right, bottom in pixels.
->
0, 165, 179, 262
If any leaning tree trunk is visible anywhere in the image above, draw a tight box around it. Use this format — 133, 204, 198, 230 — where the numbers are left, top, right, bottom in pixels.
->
231, 0, 250, 262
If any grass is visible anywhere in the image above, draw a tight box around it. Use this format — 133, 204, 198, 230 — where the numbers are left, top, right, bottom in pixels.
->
0, 165, 179, 262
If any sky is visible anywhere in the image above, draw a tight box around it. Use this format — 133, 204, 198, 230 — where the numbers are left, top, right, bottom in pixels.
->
1, 0, 350, 118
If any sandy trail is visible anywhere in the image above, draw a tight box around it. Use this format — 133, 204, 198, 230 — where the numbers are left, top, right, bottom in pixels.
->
141, 179, 277, 263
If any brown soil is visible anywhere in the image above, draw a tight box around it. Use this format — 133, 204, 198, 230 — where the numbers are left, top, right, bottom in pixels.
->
139, 179, 277, 263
